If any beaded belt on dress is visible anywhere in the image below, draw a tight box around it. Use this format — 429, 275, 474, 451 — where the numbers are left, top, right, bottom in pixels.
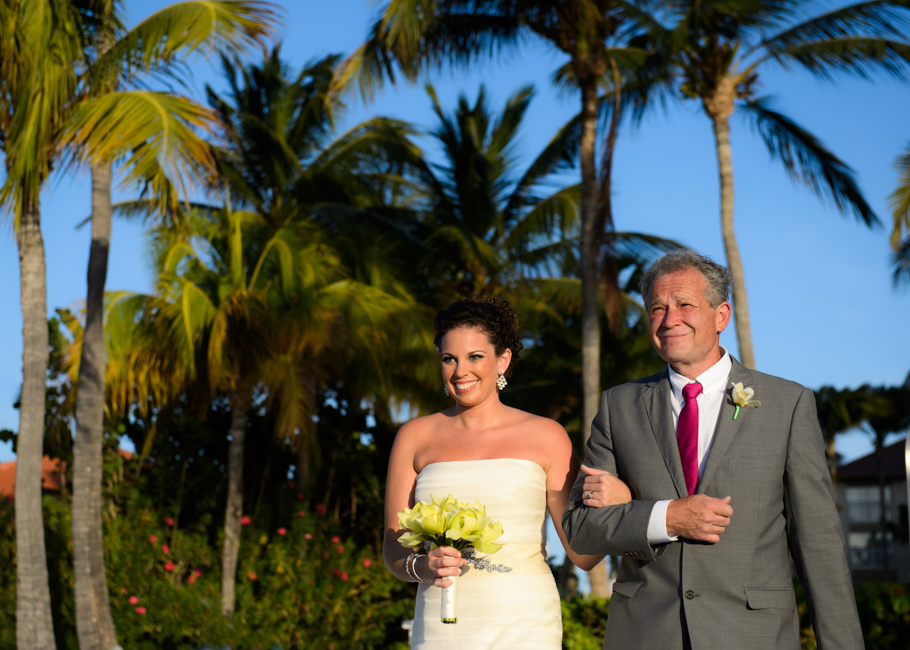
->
462, 548, 513, 574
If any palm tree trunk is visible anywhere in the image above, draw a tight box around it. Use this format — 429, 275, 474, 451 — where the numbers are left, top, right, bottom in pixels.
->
580, 79, 600, 446
73, 162, 119, 650
14, 203, 57, 649
221, 391, 250, 618
597, 58, 623, 336
579, 77, 611, 600
710, 112, 755, 369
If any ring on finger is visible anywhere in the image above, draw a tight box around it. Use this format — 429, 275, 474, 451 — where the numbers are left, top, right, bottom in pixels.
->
585, 490, 594, 499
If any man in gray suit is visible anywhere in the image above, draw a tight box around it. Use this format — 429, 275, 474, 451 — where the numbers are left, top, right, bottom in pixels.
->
562, 250, 862, 649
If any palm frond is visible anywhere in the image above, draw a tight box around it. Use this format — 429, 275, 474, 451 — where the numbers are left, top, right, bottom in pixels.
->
331, 6, 524, 103
741, 97, 879, 226
506, 114, 582, 217
768, 37, 910, 79
89, 0, 278, 90
756, 1, 910, 58
108, 199, 217, 226
504, 185, 581, 261
892, 236, 910, 287
261, 353, 315, 440
62, 91, 218, 215
0, 0, 85, 222
309, 117, 424, 175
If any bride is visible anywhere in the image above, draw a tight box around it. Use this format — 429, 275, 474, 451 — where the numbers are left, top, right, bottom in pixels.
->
384, 297, 631, 648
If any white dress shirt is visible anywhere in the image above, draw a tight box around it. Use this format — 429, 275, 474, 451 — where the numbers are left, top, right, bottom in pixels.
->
646, 350, 732, 545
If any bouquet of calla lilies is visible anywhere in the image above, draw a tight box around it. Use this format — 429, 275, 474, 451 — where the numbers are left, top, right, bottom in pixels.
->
397, 494, 505, 554
398, 494, 505, 624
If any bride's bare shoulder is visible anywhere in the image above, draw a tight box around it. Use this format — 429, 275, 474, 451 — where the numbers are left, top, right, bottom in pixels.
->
507, 407, 566, 435
395, 410, 452, 439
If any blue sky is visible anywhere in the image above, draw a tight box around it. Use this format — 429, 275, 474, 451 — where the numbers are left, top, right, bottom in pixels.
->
1, 0, 909, 465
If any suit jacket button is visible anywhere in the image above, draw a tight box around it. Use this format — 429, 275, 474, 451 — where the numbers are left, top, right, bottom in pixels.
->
685, 590, 695, 600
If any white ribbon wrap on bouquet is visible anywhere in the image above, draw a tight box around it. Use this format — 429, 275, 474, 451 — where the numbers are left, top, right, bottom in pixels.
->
441, 574, 458, 623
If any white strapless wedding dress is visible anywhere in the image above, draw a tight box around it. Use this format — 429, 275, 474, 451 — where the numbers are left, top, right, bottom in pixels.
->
411, 458, 562, 649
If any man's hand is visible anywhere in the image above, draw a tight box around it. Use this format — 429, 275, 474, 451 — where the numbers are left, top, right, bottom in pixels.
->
666, 495, 732, 543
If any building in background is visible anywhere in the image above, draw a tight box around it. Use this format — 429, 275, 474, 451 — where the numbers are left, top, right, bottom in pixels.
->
836, 437, 910, 583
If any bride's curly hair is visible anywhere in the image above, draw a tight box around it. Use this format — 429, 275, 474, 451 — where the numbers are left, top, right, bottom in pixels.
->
433, 297, 523, 379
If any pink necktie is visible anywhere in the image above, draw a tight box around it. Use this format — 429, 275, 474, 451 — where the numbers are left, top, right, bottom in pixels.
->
678, 382, 703, 496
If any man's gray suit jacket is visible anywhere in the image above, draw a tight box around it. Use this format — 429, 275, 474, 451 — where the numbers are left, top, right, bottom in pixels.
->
562, 358, 863, 649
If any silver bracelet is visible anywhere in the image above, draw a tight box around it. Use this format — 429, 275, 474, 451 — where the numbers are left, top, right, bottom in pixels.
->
405, 553, 431, 583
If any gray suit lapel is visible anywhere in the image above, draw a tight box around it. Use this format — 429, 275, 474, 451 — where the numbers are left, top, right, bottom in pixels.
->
643, 370, 687, 498
698, 359, 754, 494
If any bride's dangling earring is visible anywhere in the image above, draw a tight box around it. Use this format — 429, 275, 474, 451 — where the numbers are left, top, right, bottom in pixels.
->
496, 372, 507, 391
444, 384, 450, 397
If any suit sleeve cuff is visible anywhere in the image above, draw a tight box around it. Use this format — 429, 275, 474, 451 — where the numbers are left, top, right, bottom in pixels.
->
647, 500, 678, 545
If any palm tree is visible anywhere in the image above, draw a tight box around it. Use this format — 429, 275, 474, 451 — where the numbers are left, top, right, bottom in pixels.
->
126, 193, 416, 617
414, 84, 584, 303
0, 2, 89, 644
334, 0, 659, 453
659, 0, 910, 368
334, 5, 663, 594
204, 47, 435, 472
59, 4, 277, 647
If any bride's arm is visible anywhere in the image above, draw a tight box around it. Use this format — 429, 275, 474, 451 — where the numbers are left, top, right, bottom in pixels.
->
544, 422, 630, 572
383, 421, 465, 587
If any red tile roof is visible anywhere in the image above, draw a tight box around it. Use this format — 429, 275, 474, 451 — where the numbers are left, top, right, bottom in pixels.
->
0, 456, 66, 497
0, 450, 133, 497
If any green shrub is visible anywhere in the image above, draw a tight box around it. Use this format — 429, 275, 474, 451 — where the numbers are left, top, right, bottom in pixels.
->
0, 488, 413, 649
561, 597, 610, 649
854, 581, 910, 649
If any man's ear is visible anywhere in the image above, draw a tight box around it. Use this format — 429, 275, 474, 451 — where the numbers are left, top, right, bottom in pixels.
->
716, 301, 732, 334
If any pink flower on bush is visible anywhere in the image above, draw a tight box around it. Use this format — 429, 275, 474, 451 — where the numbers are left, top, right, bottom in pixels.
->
128, 596, 139, 605
297, 492, 304, 500
248, 571, 258, 581
241, 515, 251, 525
304, 533, 313, 540
148, 535, 157, 543
288, 481, 295, 488
164, 516, 174, 526
193, 569, 202, 578
188, 574, 196, 584
162, 544, 170, 555
337, 545, 344, 554
363, 558, 372, 568
135, 607, 146, 615
298, 511, 305, 517
341, 572, 349, 581
333, 568, 341, 576
121, 587, 128, 594
164, 561, 174, 572
331, 536, 340, 543
277, 527, 286, 536
316, 504, 326, 516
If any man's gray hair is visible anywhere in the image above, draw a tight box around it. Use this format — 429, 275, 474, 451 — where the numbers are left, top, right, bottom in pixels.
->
640, 249, 732, 308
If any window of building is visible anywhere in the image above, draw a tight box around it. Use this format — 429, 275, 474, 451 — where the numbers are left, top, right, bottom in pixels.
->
845, 485, 892, 523
847, 530, 897, 570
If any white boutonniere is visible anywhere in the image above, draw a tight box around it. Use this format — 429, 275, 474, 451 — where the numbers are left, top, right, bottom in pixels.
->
730, 382, 761, 420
